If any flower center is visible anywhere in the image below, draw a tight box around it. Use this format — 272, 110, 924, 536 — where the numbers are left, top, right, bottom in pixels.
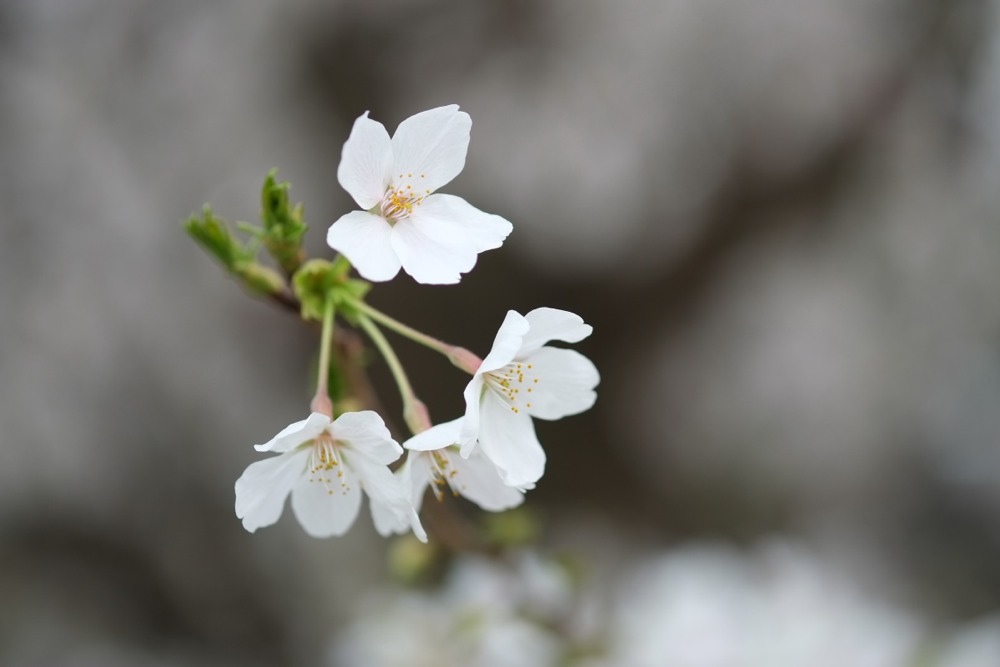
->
307, 431, 350, 495
485, 361, 538, 414
427, 449, 461, 501
378, 173, 430, 223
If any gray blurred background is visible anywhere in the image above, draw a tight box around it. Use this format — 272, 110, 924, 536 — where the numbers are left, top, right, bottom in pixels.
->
2, 0, 1000, 665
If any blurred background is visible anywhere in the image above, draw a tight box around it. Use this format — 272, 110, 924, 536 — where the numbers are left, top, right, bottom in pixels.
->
2, 0, 1000, 665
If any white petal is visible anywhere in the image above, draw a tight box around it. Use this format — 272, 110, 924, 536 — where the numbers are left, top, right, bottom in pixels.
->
368, 465, 412, 538
337, 111, 393, 210
522, 347, 600, 420
428, 194, 513, 251
384, 453, 433, 516
406, 454, 434, 511
390, 105, 471, 194
290, 460, 363, 538
446, 448, 524, 512
254, 412, 331, 453
477, 393, 546, 487
332, 410, 402, 465
479, 310, 530, 373
326, 210, 401, 282
519, 308, 593, 356
404, 417, 464, 452
352, 453, 427, 543
235, 450, 308, 532
460, 375, 486, 457
390, 213, 478, 285
389, 194, 511, 284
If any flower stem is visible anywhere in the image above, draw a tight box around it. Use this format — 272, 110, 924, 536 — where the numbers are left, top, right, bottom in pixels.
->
355, 312, 431, 434
344, 297, 482, 374
310, 292, 336, 417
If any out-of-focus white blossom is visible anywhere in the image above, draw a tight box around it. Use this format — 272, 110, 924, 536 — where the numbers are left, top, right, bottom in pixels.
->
331, 542, 1000, 667
603, 543, 922, 667
934, 616, 1000, 667
331, 554, 569, 667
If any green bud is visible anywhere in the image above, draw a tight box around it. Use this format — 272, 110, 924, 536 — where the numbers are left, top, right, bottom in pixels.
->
482, 507, 540, 547
261, 169, 307, 275
387, 535, 440, 585
184, 206, 244, 270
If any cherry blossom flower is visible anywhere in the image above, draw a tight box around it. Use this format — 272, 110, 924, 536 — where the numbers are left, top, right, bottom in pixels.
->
235, 411, 425, 541
327, 105, 512, 284
369, 418, 523, 538
460, 308, 600, 487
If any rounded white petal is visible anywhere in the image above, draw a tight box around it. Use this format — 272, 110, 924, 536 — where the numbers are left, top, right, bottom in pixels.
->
390, 214, 478, 285
235, 450, 308, 532
446, 448, 524, 512
429, 194, 513, 251
368, 467, 412, 538
405, 454, 434, 511
404, 417, 464, 452
332, 410, 403, 465
290, 463, 363, 538
254, 412, 331, 453
460, 375, 486, 456
384, 453, 433, 514
519, 308, 593, 356
390, 105, 471, 194
479, 310, 530, 374
326, 210, 401, 282
522, 347, 600, 420
337, 111, 393, 210
352, 453, 427, 543
477, 394, 546, 487
389, 194, 511, 284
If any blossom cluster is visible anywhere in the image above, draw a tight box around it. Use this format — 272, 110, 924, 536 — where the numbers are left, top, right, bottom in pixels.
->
331, 542, 1000, 667
227, 106, 600, 541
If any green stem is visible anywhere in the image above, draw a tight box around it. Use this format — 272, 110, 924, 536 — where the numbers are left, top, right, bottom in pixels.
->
349, 298, 449, 353
310, 292, 337, 416
345, 296, 482, 375
356, 312, 430, 434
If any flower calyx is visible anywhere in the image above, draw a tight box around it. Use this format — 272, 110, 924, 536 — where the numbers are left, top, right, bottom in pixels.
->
292, 257, 370, 322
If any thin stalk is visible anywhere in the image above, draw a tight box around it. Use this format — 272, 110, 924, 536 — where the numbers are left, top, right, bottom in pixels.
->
345, 297, 482, 374
310, 292, 336, 416
356, 312, 430, 434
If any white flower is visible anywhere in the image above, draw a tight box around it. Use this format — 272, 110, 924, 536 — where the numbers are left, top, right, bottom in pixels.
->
410, 418, 526, 509
369, 418, 523, 538
235, 411, 425, 541
460, 307, 599, 487
327, 105, 513, 284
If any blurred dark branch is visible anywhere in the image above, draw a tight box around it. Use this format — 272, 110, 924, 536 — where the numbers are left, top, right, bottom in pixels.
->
612, 0, 981, 335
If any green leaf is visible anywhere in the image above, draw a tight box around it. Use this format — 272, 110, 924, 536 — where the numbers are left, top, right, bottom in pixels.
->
185, 206, 247, 270
261, 169, 307, 275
